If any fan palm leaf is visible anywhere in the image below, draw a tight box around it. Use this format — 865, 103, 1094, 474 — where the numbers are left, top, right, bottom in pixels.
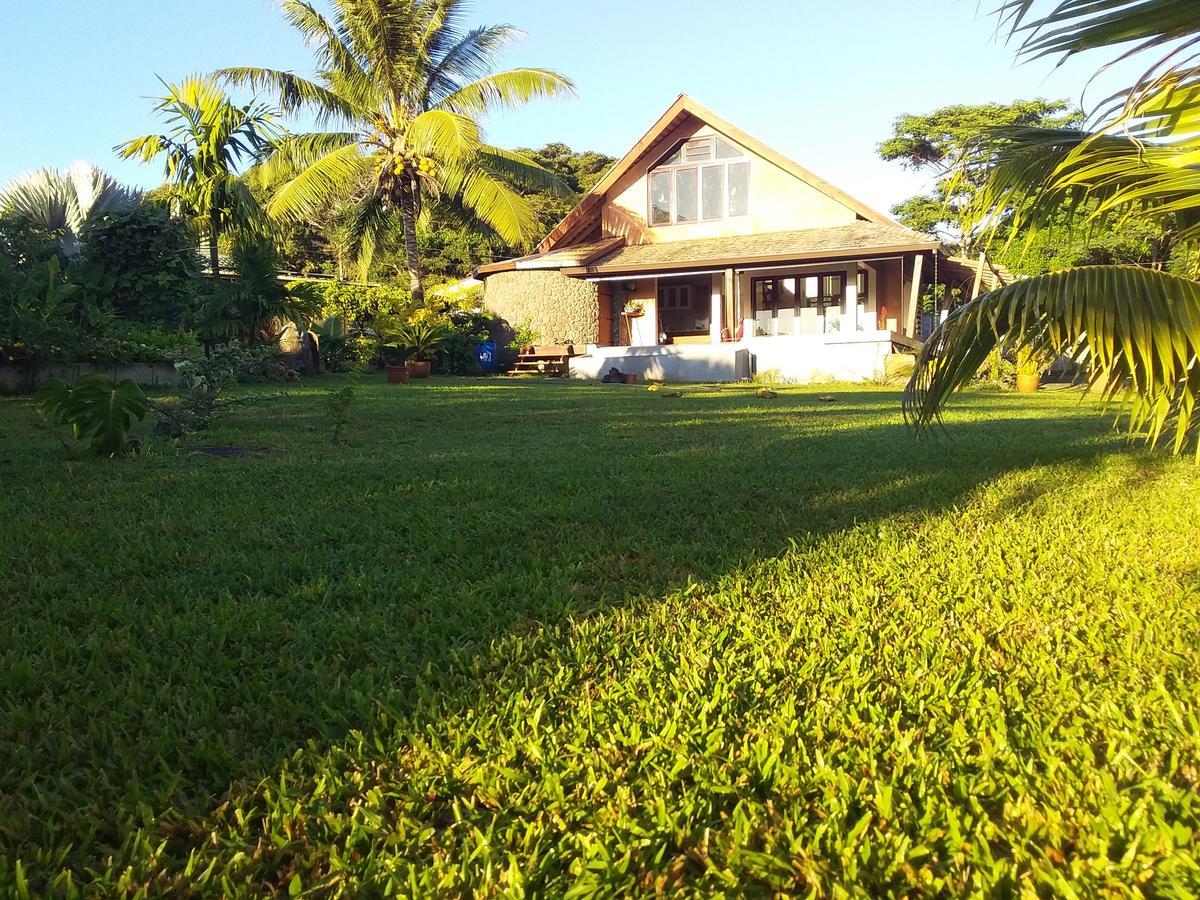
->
905, 266, 1200, 455
0, 162, 140, 258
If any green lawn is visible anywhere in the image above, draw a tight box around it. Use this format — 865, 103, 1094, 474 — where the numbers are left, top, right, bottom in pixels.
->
2, 376, 1199, 896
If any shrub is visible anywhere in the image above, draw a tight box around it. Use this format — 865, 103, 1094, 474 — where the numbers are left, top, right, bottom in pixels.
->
308, 280, 411, 327
79, 207, 200, 324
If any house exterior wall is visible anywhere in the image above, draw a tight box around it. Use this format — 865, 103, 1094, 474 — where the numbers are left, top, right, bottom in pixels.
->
483, 269, 600, 346
602, 120, 858, 245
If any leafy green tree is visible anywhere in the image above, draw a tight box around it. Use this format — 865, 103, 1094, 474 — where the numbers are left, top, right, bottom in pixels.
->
510, 142, 616, 241
218, 0, 574, 305
879, 100, 1080, 249
0, 162, 140, 259
117, 75, 279, 277
907, 0, 1200, 456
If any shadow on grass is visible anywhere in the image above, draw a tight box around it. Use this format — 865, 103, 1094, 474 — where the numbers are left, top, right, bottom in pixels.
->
0, 380, 1148, 882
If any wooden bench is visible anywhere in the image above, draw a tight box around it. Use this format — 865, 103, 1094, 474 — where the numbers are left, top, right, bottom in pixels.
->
507, 344, 577, 377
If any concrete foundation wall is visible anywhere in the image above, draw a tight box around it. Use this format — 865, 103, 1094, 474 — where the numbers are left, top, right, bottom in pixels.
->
1, 362, 183, 393
745, 333, 893, 383
483, 269, 600, 346
570, 345, 751, 382
567, 333, 894, 384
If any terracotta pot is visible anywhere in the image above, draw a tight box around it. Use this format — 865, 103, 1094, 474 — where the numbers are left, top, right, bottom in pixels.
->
406, 359, 432, 379
1016, 372, 1041, 394
623, 373, 639, 384
386, 364, 409, 384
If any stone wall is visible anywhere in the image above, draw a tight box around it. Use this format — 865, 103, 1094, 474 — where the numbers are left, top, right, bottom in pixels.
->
483, 270, 599, 347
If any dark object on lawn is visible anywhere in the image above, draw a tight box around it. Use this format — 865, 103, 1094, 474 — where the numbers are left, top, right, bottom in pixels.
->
756, 388, 778, 398
601, 367, 625, 384
284, 368, 301, 383
818, 393, 836, 402
386, 364, 409, 384
624, 373, 639, 384
662, 389, 683, 398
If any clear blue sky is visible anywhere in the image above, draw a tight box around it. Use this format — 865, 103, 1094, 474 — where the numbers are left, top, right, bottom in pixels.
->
0, 1, 1127, 215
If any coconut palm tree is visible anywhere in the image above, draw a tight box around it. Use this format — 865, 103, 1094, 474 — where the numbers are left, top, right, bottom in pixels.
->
905, 1, 1200, 455
0, 162, 140, 259
117, 75, 279, 277
216, 0, 574, 304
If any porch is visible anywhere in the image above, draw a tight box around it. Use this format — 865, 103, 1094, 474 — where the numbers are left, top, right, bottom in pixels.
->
570, 252, 926, 383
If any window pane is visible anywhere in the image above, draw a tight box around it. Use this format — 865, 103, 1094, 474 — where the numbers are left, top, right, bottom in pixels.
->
701, 166, 723, 219
650, 171, 671, 225
675, 168, 697, 223
658, 143, 683, 167
856, 270, 867, 299
727, 162, 749, 216
715, 137, 742, 159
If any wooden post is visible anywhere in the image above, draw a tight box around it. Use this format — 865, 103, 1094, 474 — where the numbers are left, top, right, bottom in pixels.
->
710, 274, 723, 344
723, 268, 736, 339
905, 252, 924, 338
971, 252, 987, 300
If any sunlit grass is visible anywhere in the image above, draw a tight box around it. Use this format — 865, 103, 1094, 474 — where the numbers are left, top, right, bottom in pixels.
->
1, 376, 1198, 895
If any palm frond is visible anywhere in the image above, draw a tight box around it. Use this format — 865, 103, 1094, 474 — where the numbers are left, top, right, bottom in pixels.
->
441, 165, 537, 246
997, 0, 1200, 63
405, 109, 482, 164
477, 146, 573, 196
281, 0, 367, 83
269, 144, 375, 223
904, 265, 1200, 455
437, 68, 576, 118
216, 66, 358, 124
343, 187, 396, 280
249, 132, 361, 188
424, 24, 521, 106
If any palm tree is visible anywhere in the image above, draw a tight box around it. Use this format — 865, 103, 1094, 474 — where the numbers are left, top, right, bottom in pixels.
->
0, 162, 140, 259
905, 1, 1200, 455
117, 75, 279, 278
216, 0, 574, 304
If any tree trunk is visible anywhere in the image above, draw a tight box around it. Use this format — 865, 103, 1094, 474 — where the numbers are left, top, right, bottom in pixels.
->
209, 212, 221, 279
399, 177, 424, 307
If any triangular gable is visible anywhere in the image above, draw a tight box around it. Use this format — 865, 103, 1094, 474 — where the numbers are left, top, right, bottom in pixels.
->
537, 94, 896, 254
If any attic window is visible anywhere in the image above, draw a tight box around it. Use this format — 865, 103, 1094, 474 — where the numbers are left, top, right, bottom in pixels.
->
648, 135, 748, 225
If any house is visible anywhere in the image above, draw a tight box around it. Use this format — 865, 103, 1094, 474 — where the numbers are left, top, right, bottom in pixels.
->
476, 95, 986, 383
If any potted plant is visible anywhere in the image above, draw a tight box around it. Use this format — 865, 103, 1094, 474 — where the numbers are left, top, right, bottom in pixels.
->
1015, 346, 1048, 394
374, 316, 411, 384
398, 320, 454, 379
623, 299, 645, 318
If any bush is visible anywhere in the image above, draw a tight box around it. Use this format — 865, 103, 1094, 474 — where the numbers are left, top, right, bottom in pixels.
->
79, 207, 200, 324
308, 280, 411, 328
76, 324, 202, 365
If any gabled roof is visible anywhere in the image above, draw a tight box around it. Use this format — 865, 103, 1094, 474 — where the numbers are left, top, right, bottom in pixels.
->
536, 94, 897, 254
559, 222, 937, 277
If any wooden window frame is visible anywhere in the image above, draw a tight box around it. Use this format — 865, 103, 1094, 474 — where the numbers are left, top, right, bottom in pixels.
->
658, 284, 693, 310
808, 271, 846, 310
726, 160, 750, 219
648, 170, 672, 227
701, 164, 724, 221
674, 166, 699, 224
648, 137, 748, 227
